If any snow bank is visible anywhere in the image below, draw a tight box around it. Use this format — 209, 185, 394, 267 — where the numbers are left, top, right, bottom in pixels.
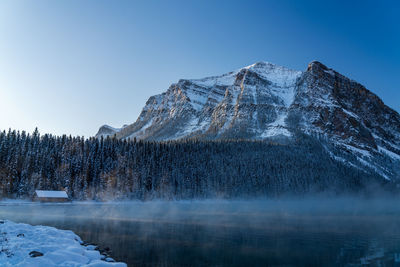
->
0, 220, 126, 267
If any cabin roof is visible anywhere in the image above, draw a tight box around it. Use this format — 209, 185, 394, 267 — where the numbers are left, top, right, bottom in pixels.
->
35, 190, 68, 198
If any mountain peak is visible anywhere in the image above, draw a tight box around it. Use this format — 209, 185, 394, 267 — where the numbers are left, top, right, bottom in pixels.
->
96, 124, 125, 138
307, 60, 330, 71
244, 61, 300, 73
244, 61, 277, 69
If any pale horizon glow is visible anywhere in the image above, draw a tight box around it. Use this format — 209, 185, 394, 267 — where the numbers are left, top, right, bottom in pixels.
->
0, 0, 399, 137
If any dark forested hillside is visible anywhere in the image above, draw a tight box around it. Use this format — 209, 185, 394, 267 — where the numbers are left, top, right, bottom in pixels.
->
0, 128, 390, 200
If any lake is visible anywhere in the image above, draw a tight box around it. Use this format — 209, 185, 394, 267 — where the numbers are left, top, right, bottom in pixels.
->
1, 198, 400, 266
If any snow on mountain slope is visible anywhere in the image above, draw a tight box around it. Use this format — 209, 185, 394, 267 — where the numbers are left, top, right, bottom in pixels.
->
95, 125, 127, 138
107, 62, 303, 141
289, 61, 400, 179
96, 61, 400, 180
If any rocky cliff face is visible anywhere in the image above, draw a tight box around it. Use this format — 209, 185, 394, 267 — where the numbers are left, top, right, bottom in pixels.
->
290, 61, 400, 179
96, 61, 400, 180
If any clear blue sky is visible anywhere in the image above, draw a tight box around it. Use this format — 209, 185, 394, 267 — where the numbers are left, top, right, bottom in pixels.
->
0, 0, 399, 137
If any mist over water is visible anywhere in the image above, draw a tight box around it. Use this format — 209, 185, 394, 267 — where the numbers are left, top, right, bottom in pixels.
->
1, 198, 400, 266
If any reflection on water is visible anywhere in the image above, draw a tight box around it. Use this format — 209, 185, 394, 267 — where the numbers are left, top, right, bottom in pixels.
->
1, 199, 400, 266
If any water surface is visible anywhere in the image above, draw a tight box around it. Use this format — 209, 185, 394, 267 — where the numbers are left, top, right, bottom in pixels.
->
1, 199, 400, 266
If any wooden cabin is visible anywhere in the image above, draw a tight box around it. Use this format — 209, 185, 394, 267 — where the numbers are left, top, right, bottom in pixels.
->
33, 190, 69, 202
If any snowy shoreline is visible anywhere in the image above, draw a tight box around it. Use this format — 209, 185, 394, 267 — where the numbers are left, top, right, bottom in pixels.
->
0, 220, 126, 267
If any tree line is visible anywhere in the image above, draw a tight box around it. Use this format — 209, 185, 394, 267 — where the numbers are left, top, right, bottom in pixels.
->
0, 128, 388, 200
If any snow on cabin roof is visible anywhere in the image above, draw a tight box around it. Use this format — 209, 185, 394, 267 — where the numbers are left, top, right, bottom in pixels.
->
35, 190, 68, 198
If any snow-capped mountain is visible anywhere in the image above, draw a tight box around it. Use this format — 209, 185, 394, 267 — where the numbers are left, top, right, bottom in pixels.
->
96, 124, 127, 139
96, 61, 400, 180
